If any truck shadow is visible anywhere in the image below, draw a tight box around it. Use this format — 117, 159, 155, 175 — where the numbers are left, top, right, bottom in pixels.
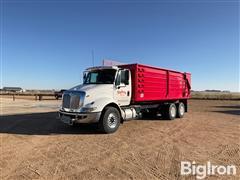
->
135, 115, 168, 121
0, 112, 101, 135
212, 105, 240, 116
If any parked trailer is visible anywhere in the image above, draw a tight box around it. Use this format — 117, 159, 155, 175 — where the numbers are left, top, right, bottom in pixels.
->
59, 63, 191, 133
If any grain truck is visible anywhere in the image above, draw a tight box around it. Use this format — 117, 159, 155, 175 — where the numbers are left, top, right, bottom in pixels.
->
59, 64, 191, 133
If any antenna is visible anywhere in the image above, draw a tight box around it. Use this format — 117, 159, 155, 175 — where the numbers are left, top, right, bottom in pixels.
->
91, 50, 95, 67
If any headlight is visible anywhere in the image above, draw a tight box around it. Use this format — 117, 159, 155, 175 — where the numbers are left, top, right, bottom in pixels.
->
81, 107, 97, 112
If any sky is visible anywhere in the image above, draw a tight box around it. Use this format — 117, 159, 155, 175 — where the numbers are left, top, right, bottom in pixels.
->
1, 0, 239, 91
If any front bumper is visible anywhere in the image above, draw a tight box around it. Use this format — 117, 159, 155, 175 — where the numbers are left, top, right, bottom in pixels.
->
59, 110, 101, 124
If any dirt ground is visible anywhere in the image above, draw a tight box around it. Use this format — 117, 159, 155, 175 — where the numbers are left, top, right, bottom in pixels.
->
0, 97, 239, 180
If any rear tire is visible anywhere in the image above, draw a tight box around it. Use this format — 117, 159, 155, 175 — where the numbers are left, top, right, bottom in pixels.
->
177, 102, 185, 118
164, 103, 177, 120
98, 107, 121, 133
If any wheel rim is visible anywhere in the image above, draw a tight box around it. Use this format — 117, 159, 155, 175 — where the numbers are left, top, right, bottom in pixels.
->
170, 105, 176, 117
107, 113, 118, 129
179, 104, 184, 116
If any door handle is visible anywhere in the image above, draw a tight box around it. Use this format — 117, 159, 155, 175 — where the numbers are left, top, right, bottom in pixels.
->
127, 91, 130, 96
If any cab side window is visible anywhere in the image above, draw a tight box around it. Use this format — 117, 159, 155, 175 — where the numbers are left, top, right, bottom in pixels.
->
115, 70, 129, 86
120, 70, 129, 85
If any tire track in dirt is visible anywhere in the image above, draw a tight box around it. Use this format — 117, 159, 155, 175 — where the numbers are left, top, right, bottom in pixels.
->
2, 136, 54, 179
94, 117, 195, 179
168, 145, 182, 179
210, 144, 240, 166
1, 100, 240, 179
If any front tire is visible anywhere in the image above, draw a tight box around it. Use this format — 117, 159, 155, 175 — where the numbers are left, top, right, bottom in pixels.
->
99, 107, 121, 133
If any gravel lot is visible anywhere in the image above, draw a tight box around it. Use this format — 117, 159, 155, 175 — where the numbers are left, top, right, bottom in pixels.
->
0, 97, 239, 179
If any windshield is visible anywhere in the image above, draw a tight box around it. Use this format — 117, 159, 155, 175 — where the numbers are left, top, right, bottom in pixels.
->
84, 69, 116, 84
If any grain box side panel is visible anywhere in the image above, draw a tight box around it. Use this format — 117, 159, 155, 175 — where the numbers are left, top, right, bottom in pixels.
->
168, 72, 191, 99
135, 64, 168, 102
185, 73, 191, 98
168, 71, 185, 99
120, 64, 191, 103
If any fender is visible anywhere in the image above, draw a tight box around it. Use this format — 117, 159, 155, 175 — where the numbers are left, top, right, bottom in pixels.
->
91, 97, 118, 111
91, 97, 123, 118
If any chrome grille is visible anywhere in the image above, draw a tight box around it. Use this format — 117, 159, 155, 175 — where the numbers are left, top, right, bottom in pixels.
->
62, 91, 85, 109
63, 94, 71, 108
70, 94, 80, 109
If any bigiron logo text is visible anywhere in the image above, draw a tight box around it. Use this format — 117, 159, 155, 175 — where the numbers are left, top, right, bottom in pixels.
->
180, 161, 236, 179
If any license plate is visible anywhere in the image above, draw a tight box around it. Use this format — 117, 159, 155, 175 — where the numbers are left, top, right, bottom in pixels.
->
61, 115, 72, 124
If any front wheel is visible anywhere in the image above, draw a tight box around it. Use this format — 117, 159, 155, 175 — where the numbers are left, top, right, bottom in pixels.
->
98, 107, 121, 133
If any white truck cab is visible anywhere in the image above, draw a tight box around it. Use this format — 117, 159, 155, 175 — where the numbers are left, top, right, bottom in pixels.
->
59, 66, 136, 133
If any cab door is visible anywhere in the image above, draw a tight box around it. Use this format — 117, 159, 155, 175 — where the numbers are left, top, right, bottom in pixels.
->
114, 69, 131, 106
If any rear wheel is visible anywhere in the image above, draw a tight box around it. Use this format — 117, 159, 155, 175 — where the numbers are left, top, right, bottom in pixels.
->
164, 103, 177, 120
177, 102, 185, 118
99, 107, 121, 133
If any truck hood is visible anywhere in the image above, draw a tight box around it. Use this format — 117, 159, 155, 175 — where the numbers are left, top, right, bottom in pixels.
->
70, 84, 113, 96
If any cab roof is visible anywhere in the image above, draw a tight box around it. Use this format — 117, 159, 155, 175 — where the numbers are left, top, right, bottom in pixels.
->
86, 66, 119, 71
